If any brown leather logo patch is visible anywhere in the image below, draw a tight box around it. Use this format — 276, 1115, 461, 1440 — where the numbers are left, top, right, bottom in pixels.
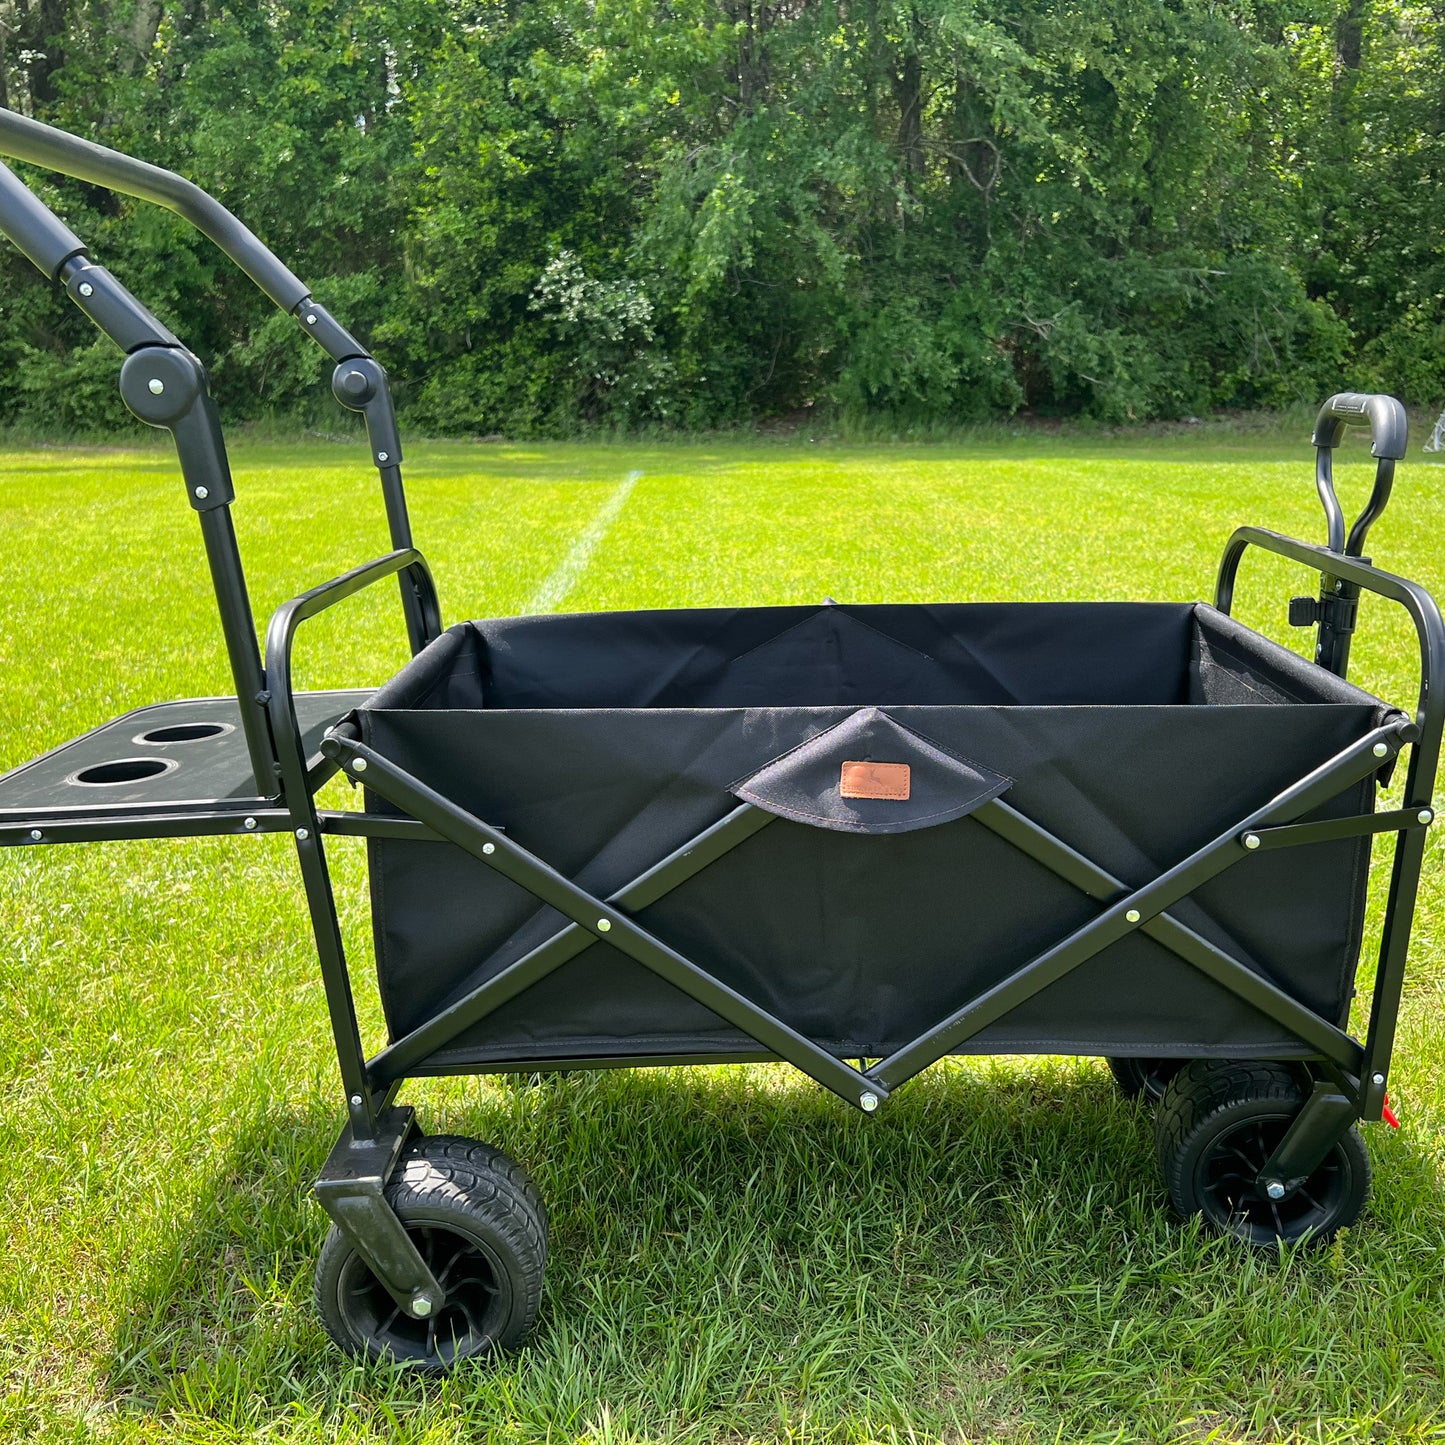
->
840, 761, 911, 800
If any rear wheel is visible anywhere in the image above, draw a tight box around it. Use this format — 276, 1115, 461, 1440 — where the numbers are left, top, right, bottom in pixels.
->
1106, 1056, 1183, 1104
315, 1139, 546, 1368
1155, 1060, 1370, 1246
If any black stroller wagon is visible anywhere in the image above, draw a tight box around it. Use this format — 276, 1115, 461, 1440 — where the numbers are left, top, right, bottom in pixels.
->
1, 112, 1441, 1371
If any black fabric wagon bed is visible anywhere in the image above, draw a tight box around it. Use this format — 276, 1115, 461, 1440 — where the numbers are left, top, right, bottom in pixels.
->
360, 600, 1394, 1070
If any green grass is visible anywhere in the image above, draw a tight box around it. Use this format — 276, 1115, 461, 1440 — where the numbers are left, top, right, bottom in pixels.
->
3, 431, 1445, 1444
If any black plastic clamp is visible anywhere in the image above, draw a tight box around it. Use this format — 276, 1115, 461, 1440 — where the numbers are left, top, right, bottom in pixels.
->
1289, 592, 1359, 633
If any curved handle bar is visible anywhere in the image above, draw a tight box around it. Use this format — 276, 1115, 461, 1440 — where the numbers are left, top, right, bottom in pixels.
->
1308, 393, 1407, 557
0, 108, 371, 367
0, 107, 308, 310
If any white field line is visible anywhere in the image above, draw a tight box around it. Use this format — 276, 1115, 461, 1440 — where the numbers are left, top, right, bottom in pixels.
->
524, 470, 642, 614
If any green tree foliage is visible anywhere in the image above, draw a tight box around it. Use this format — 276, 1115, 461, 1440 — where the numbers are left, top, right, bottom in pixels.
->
0, 0, 1437, 432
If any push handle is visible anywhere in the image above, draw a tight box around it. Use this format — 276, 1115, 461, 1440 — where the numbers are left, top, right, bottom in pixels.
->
1309, 392, 1406, 558
0, 107, 311, 313
0, 109, 439, 658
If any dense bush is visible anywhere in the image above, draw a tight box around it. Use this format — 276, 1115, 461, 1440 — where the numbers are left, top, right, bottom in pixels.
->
0, 0, 1439, 433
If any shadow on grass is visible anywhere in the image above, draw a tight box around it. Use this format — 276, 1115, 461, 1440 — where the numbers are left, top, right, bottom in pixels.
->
100, 1061, 1445, 1432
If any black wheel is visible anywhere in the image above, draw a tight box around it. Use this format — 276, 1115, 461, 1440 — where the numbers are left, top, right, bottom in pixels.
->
1155, 1060, 1370, 1246
315, 1140, 546, 1368
1107, 1055, 1184, 1104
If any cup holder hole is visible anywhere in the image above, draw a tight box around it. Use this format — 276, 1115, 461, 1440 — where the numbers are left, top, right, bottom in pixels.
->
135, 722, 230, 744
70, 757, 176, 786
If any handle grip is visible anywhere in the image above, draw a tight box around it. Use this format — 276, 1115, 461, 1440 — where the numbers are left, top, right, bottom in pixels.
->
1312, 392, 1408, 461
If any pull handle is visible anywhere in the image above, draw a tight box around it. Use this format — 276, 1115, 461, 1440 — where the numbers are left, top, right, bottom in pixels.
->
1310, 392, 1407, 557
1312, 392, 1408, 460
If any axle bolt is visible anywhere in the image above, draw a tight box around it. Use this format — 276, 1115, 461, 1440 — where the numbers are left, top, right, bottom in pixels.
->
860, 1092, 879, 1113
412, 1293, 435, 1318
1265, 1180, 1286, 1201
147, 377, 164, 395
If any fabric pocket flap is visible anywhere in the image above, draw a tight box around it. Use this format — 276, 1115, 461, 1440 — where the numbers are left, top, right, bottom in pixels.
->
731, 706, 1011, 834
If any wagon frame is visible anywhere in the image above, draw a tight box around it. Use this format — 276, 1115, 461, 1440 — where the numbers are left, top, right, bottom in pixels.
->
0, 111, 1441, 1367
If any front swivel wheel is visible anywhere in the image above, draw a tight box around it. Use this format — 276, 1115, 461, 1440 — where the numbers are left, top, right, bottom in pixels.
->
315, 1135, 546, 1368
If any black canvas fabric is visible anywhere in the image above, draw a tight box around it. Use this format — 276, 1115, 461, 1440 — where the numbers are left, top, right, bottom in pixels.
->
359, 601, 1397, 1068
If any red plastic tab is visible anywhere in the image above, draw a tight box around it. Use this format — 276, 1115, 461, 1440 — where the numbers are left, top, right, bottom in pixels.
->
1382, 1093, 1400, 1130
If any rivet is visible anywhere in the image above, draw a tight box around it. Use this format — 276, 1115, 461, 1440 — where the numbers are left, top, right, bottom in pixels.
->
860, 1092, 879, 1113
78, 281, 93, 297
1265, 1180, 1286, 1200
147, 377, 164, 395
1373, 742, 1390, 758
597, 919, 612, 932
482, 842, 495, 855
295, 827, 309, 840
243, 816, 257, 830
1243, 833, 1260, 850
1126, 909, 1141, 923
1373, 1072, 1386, 1086
377, 451, 389, 462
28, 829, 42, 842
194, 486, 208, 500
411, 1293, 434, 1318
1419, 809, 1433, 825
352, 758, 367, 772
305, 313, 317, 325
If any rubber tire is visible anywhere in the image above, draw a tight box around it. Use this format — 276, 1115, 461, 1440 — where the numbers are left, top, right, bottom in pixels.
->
315, 1141, 546, 1368
1155, 1060, 1371, 1246
404, 1133, 549, 1238
1106, 1056, 1184, 1104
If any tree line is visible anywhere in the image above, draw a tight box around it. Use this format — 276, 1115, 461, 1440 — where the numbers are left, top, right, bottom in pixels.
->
0, 0, 1440, 434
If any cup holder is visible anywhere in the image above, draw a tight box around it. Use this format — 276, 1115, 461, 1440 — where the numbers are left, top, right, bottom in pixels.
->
67, 757, 179, 787
133, 721, 233, 746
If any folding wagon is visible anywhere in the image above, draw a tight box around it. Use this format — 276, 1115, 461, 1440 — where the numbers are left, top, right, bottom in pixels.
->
1, 111, 1441, 1370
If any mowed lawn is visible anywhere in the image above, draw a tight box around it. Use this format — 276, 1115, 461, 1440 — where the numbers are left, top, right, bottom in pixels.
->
3, 430, 1445, 1445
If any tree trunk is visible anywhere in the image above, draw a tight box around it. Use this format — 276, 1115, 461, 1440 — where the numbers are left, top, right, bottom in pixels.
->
120, 0, 164, 75
892, 7, 924, 183
25, 0, 68, 110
